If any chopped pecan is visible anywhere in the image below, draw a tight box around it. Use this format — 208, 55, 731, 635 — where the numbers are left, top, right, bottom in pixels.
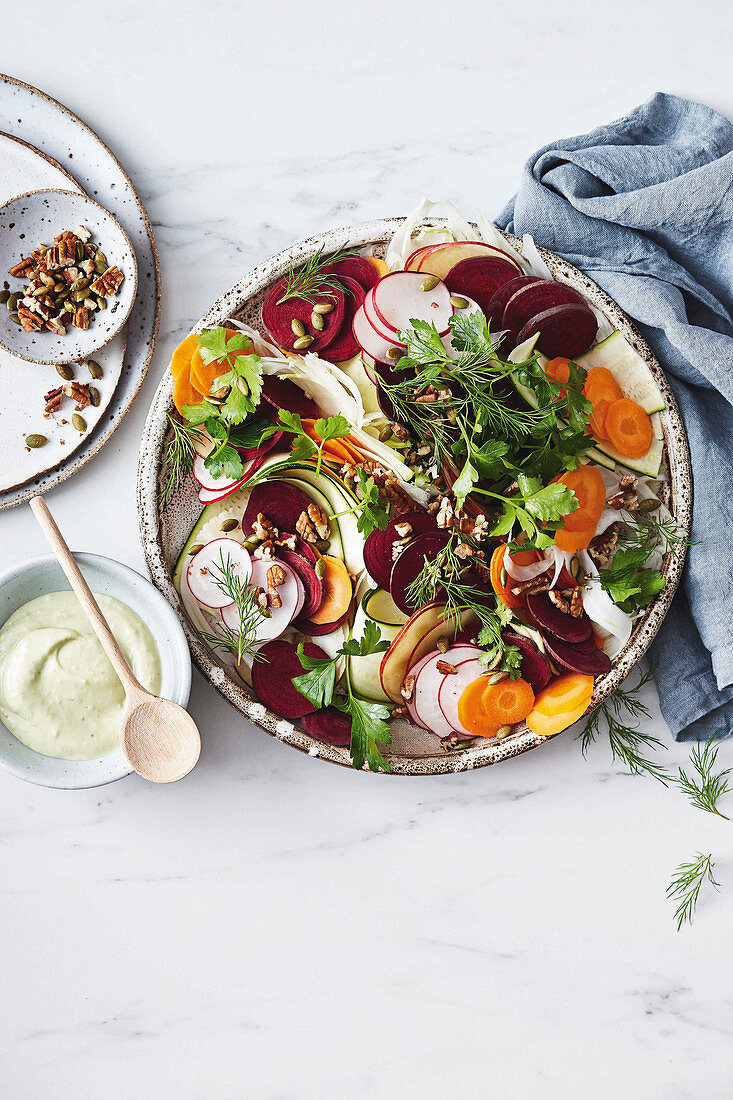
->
252, 512, 278, 541
9, 256, 34, 278
17, 305, 43, 332
548, 589, 571, 614
391, 706, 408, 720
253, 540, 275, 560
274, 532, 297, 551
401, 675, 415, 703
393, 521, 412, 538
472, 514, 489, 541
307, 502, 329, 540
436, 496, 454, 529
588, 526, 618, 568
91, 265, 124, 297
253, 586, 268, 611
45, 316, 67, 336
510, 575, 551, 597
569, 587, 583, 618
436, 660, 457, 675
454, 542, 473, 560
607, 474, 638, 512
54, 232, 78, 268
43, 386, 64, 415
296, 510, 317, 542
390, 421, 410, 442
72, 307, 90, 330
267, 564, 286, 589
62, 381, 91, 410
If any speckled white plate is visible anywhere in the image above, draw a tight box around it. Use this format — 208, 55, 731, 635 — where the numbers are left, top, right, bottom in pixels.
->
0, 73, 160, 510
138, 218, 692, 776
0, 188, 137, 364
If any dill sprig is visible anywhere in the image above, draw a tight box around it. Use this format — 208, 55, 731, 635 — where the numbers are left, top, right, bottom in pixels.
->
198, 549, 263, 665
159, 413, 205, 508
578, 664, 670, 784
616, 508, 690, 557
667, 853, 719, 931
676, 739, 731, 818
277, 243, 355, 305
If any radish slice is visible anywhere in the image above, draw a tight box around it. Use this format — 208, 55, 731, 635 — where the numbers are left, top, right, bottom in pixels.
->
371, 272, 453, 337
363, 287, 407, 345
222, 558, 304, 643
353, 305, 404, 363
403, 650, 435, 730
198, 479, 246, 504
187, 538, 252, 609
441, 296, 484, 356
193, 454, 244, 493
413, 644, 481, 737
438, 657, 485, 735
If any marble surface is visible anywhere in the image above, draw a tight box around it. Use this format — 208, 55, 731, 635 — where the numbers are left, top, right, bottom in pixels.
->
2, 2, 733, 1096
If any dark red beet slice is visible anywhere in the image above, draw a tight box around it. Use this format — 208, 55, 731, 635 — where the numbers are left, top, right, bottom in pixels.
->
242, 480, 314, 539
322, 256, 380, 292
542, 633, 611, 676
302, 707, 352, 746
503, 281, 587, 341
526, 593, 592, 644
261, 278, 345, 353
234, 431, 284, 462
363, 527, 392, 590
296, 596, 355, 636
389, 531, 451, 614
517, 303, 597, 359
487, 276, 543, 328
251, 639, 327, 719
445, 256, 520, 314
502, 631, 551, 695
292, 538, 318, 564
261, 374, 319, 418
320, 275, 365, 363
276, 549, 323, 619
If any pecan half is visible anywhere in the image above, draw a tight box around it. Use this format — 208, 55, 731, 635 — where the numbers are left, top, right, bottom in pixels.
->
436, 660, 457, 675
9, 256, 34, 278
607, 474, 638, 512
307, 502, 329, 540
296, 510, 317, 542
548, 590, 571, 614
510, 575, 551, 596
91, 265, 124, 297
569, 587, 584, 618
72, 307, 90, 330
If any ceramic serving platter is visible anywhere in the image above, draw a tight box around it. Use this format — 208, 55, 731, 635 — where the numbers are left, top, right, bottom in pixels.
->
0, 74, 160, 509
138, 218, 692, 776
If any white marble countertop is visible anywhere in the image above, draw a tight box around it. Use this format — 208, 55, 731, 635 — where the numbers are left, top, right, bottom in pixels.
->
2, 2, 733, 1096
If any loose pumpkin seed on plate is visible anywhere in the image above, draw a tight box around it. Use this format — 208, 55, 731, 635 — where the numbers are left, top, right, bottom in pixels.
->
9, 312, 20, 326
0, 290, 8, 305
25, 434, 47, 449
87, 360, 103, 379
89, 386, 101, 407
56, 363, 75, 381
220, 518, 239, 532
71, 414, 87, 433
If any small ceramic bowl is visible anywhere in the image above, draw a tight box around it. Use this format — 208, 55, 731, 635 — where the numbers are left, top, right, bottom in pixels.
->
0, 188, 138, 364
0, 553, 191, 789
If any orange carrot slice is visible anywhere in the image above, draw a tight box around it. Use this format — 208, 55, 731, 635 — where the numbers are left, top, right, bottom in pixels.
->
457, 676, 535, 738
554, 524, 597, 553
309, 556, 353, 625
170, 334, 199, 380
604, 398, 653, 458
365, 255, 389, 278
490, 544, 541, 609
525, 672, 594, 737
552, 465, 606, 532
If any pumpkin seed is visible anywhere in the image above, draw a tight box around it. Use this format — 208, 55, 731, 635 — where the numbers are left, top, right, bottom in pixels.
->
570, 555, 580, 578
0, 290, 8, 305
32, 285, 48, 297
449, 295, 469, 309
315, 558, 327, 581
54, 281, 66, 292
40, 272, 55, 287
55, 363, 75, 381
9, 312, 20, 326
495, 724, 512, 740
419, 275, 440, 292
89, 386, 101, 407
291, 318, 306, 337
63, 302, 75, 314
96, 252, 108, 266
637, 497, 661, 513
75, 242, 84, 262
71, 276, 91, 293
260, 607, 272, 619
96, 296, 106, 310
188, 544, 205, 557
71, 414, 86, 433
484, 670, 508, 686
220, 518, 239, 532
311, 311, 325, 331
500, 566, 507, 587
436, 635, 451, 653
243, 535, 260, 551
385, 347, 402, 360
235, 377, 249, 395
312, 302, 333, 315
39, 245, 49, 256
25, 434, 47, 449
94, 261, 108, 276
293, 335, 314, 350
7, 294, 18, 311
315, 538, 331, 554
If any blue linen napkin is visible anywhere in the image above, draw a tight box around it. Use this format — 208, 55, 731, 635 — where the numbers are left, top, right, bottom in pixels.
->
496, 93, 733, 741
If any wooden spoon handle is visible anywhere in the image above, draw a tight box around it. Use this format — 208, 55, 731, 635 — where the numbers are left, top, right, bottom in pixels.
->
29, 496, 142, 695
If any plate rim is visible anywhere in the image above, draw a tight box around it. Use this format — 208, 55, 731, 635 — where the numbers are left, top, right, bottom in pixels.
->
137, 217, 692, 776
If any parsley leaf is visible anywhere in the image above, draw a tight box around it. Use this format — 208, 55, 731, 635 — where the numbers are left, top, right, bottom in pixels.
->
354, 470, 390, 536
517, 474, 579, 523
291, 645, 338, 710
315, 414, 351, 442
452, 456, 479, 511
448, 309, 497, 359
205, 444, 243, 481
341, 619, 390, 658
336, 695, 392, 773
181, 400, 220, 426
599, 547, 666, 611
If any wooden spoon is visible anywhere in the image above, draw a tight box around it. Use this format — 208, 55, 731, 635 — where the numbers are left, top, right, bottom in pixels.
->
30, 496, 200, 783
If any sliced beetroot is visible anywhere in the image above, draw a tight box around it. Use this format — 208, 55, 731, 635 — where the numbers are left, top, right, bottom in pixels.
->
292, 538, 318, 564
444, 256, 520, 314
301, 706, 353, 746
526, 593, 593, 644
389, 531, 451, 614
363, 527, 392, 590
322, 255, 380, 292
261, 374, 319, 419
276, 549, 323, 619
487, 276, 543, 327
383, 510, 436, 557
261, 278, 345, 353
502, 631, 551, 695
242, 480, 314, 539
503, 281, 587, 340
296, 597, 355, 636
517, 303, 597, 359
542, 633, 611, 676
234, 430, 283, 462
251, 639, 327, 719
320, 275, 365, 363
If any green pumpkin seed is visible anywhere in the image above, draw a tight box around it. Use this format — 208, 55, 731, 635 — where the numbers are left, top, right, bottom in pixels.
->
94, 261, 108, 276
243, 535, 260, 551
500, 567, 507, 587
436, 636, 450, 653
85, 358, 102, 378
75, 243, 84, 262
188, 544, 205, 557
54, 281, 66, 292
25, 434, 47, 449
315, 558, 327, 580
291, 318, 306, 337
570, 555, 580, 578
9, 312, 20, 326
96, 296, 106, 310
89, 386, 101, 407
312, 301, 333, 315
71, 276, 91, 293
315, 538, 331, 554
32, 285, 48, 297
7, 294, 18, 311
63, 302, 75, 314
55, 363, 75, 381
0, 290, 8, 305
235, 377, 249, 395
385, 347, 402, 360
260, 607, 272, 619
220, 518, 239, 532
39, 245, 49, 256
637, 497, 661, 513
96, 252, 108, 266
293, 335, 314, 350
495, 724, 512, 740
311, 311, 325, 331
484, 670, 508, 686
72, 414, 87, 433
419, 275, 440, 292
449, 295, 469, 309
40, 272, 55, 287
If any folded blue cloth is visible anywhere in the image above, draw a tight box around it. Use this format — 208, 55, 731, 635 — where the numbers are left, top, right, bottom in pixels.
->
497, 93, 733, 741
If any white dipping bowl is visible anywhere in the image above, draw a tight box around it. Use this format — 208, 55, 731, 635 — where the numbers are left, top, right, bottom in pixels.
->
0, 553, 191, 789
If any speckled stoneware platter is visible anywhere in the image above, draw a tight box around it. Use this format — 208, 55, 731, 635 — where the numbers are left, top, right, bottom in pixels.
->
138, 218, 692, 776
0, 73, 160, 510
0, 189, 137, 363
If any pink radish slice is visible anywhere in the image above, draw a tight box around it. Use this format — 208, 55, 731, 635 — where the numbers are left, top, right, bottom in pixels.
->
353, 304, 404, 362
371, 271, 453, 337
222, 557, 304, 642
413, 645, 482, 737
402, 650, 435, 730
438, 657, 485, 735
198, 479, 246, 505
187, 539, 252, 609
363, 287, 407, 344
193, 454, 245, 493
441, 296, 483, 356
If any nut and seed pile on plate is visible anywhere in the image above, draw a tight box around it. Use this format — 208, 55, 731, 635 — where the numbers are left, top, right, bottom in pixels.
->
3, 226, 124, 335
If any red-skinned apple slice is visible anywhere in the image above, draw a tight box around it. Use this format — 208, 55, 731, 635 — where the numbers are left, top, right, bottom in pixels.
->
187, 538, 252, 609
379, 602, 480, 703
419, 240, 521, 279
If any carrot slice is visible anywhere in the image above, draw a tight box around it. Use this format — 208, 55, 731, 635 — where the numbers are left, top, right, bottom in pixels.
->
554, 523, 597, 553
170, 334, 199, 380
309, 556, 352, 625
525, 672, 594, 737
173, 373, 205, 415
458, 676, 535, 738
583, 367, 622, 399
365, 255, 389, 278
489, 544, 541, 610
545, 356, 571, 398
552, 465, 606, 532
190, 328, 254, 398
604, 398, 653, 458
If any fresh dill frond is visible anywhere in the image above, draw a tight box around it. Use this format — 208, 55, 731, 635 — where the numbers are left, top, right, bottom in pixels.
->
676, 739, 731, 818
198, 549, 263, 665
578, 664, 669, 784
667, 853, 719, 931
277, 243, 355, 305
616, 508, 690, 557
159, 413, 205, 508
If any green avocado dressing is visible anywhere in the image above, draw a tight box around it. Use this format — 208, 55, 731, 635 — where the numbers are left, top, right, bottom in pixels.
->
0, 591, 161, 760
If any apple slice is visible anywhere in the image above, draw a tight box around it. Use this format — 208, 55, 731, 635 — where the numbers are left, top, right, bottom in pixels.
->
187, 538, 252, 609
405, 244, 445, 272
371, 272, 453, 337
419, 241, 521, 280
